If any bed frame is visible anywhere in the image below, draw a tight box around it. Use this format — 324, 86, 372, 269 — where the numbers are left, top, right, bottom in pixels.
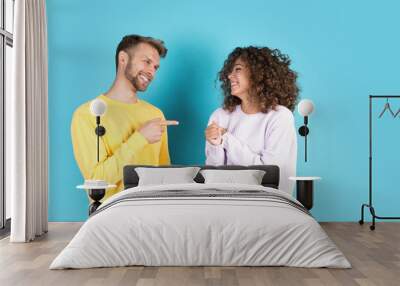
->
123, 165, 280, 189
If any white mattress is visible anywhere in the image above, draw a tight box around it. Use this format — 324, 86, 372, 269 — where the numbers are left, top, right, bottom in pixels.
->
50, 183, 350, 269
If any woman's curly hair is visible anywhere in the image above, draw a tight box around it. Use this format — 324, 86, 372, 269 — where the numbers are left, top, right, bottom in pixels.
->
219, 46, 299, 112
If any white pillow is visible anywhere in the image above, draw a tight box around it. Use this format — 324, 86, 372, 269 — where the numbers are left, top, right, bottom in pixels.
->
135, 167, 201, 186
200, 169, 266, 185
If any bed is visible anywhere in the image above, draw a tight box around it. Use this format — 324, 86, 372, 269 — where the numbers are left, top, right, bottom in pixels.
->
50, 165, 350, 269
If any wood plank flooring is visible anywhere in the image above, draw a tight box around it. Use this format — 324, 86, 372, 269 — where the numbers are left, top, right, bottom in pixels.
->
0, 222, 399, 286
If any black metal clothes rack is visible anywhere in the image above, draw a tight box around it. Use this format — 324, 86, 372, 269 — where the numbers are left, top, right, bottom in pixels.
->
359, 95, 400, 230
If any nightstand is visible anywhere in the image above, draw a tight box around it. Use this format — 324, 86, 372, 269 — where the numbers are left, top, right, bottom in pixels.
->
77, 181, 116, 215
289, 176, 321, 210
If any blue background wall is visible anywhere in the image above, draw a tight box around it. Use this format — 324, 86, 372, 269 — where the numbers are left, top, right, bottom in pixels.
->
47, 0, 400, 221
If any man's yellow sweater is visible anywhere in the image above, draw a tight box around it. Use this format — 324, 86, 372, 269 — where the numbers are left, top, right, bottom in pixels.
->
71, 94, 171, 200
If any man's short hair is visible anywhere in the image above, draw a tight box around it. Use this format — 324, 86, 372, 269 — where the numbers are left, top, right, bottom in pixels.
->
115, 34, 167, 70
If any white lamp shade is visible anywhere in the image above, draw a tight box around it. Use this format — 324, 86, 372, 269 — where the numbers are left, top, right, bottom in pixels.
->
90, 99, 107, 116
298, 99, 314, 116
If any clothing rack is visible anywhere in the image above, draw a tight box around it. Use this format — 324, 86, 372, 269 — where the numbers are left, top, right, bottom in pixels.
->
359, 95, 400, 230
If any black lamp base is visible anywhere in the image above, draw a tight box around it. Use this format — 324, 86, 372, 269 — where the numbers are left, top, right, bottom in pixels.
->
298, 126, 309, 136
88, 188, 105, 215
95, 125, 106, 136
296, 181, 313, 210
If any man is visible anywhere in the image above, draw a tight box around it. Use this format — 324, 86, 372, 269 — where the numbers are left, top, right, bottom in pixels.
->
71, 34, 178, 200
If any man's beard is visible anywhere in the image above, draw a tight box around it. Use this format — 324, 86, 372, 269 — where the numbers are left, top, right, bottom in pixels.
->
125, 62, 147, 92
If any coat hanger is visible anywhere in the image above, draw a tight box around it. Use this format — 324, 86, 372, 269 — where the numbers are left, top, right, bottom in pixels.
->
378, 98, 395, 118
394, 107, 400, 118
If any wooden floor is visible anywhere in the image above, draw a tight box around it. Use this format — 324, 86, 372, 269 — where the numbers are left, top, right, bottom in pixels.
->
0, 222, 399, 286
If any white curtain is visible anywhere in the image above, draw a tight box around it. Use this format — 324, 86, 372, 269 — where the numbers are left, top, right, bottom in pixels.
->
8, 0, 48, 242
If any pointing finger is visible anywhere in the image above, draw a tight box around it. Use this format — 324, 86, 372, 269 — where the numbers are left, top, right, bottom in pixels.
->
159, 120, 179, 126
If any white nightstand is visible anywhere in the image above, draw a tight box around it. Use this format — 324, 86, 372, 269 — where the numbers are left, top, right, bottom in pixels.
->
289, 176, 321, 210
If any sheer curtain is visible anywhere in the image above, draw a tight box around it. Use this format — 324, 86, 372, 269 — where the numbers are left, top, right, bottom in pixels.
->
8, 0, 48, 242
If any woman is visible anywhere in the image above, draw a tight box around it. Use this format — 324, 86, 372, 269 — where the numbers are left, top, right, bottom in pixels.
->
205, 46, 299, 194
